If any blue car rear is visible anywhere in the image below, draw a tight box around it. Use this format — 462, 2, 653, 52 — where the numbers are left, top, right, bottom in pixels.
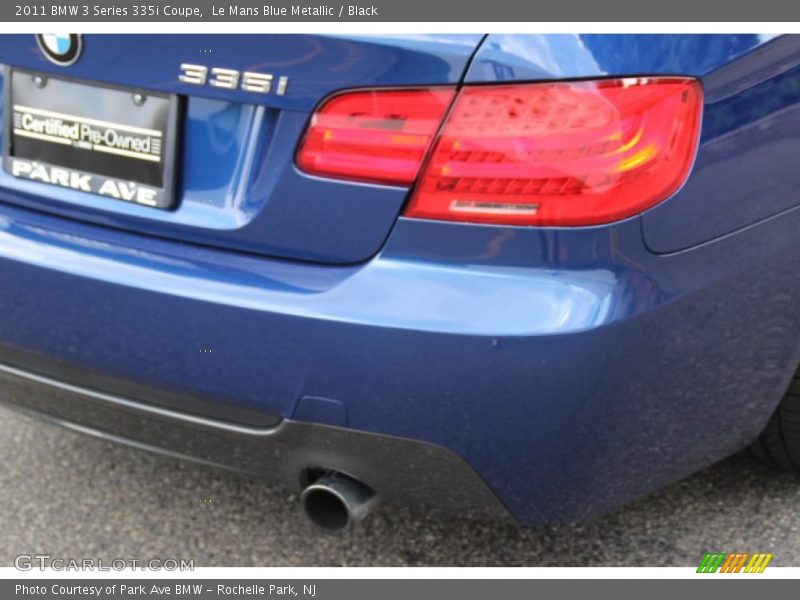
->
1, 33, 800, 532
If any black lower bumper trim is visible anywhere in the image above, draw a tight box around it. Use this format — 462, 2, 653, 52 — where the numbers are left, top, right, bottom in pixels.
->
0, 361, 512, 522
0, 343, 281, 428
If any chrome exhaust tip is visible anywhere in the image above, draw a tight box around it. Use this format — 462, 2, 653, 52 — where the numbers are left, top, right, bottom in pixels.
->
300, 472, 378, 535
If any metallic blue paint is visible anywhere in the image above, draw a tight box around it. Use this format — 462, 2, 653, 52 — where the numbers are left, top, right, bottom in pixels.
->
3, 34, 481, 111
643, 36, 800, 252
466, 34, 778, 82
0, 34, 482, 263
1, 34, 800, 524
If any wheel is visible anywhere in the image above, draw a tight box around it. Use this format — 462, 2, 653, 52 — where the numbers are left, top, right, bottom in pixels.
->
750, 369, 800, 470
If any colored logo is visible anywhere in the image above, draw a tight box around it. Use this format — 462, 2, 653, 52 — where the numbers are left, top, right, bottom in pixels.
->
697, 552, 773, 573
36, 34, 82, 66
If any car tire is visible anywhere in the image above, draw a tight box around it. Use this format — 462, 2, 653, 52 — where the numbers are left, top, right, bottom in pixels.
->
750, 369, 800, 471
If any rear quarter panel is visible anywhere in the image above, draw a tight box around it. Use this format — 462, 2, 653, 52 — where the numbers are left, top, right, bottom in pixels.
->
467, 34, 800, 253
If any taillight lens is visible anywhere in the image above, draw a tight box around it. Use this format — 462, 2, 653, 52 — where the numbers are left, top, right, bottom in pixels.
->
407, 78, 702, 226
297, 78, 702, 226
296, 87, 455, 185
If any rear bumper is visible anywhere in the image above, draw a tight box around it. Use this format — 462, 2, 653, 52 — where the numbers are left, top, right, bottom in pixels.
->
0, 360, 511, 522
2, 200, 800, 525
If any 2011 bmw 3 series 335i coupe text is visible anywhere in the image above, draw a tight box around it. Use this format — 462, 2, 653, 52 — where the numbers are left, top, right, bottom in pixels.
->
1, 33, 799, 534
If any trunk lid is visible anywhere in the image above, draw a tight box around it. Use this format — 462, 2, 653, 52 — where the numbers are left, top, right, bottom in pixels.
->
0, 34, 483, 263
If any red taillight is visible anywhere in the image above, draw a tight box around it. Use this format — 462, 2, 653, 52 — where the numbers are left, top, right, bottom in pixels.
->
407, 78, 702, 226
297, 78, 702, 226
296, 87, 455, 186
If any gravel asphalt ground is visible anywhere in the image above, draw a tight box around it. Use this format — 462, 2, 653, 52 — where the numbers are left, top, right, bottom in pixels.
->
2, 405, 800, 567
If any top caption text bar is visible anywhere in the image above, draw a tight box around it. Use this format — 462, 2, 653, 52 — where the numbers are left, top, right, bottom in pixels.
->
4, 0, 800, 22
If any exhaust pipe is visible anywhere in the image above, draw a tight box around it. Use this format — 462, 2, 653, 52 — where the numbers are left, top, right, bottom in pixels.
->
300, 472, 378, 535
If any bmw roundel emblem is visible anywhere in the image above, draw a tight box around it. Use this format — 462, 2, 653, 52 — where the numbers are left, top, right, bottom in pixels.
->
36, 34, 82, 66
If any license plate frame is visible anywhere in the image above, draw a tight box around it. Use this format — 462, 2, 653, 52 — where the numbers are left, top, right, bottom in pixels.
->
2, 68, 180, 210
